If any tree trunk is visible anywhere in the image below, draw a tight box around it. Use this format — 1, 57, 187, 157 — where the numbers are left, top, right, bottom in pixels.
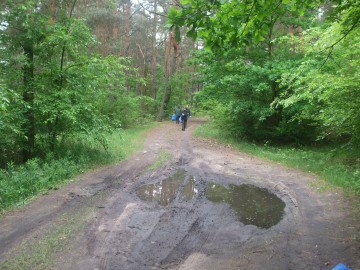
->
124, 1, 131, 56
48, 0, 56, 23
158, 33, 171, 121
113, 5, 118, 55
22, 43, 35, 162
190, 41, 199, 106
136, 42, 146, 96
170, 28, 178, 75
151, 0, 158, 99
49, 0, 77, 151
170, 0, 179, 75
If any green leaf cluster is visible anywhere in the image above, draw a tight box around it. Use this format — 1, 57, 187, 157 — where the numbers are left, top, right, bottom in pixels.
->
169, 0, 320, 51
0, 0, 148, 166
279, 19, 360, 147
186, 0, 360, 152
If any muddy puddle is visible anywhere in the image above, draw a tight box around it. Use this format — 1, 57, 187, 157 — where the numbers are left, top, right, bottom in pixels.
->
206, 183, 285, 229
181, 176, 198, 201
137, 170, 197, 206
136, 170, 284, 229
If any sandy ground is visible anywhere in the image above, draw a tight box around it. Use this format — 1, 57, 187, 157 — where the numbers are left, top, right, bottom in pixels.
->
0, 118, 359, 270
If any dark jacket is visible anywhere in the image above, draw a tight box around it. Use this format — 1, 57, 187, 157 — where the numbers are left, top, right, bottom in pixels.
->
181, 109, 188, 121
175, 107, 182, 116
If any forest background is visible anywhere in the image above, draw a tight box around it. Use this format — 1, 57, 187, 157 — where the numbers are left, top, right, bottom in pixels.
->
0, 0, 359, 212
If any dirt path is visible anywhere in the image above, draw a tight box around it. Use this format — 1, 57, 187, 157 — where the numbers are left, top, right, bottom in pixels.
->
0, 119, 359, 270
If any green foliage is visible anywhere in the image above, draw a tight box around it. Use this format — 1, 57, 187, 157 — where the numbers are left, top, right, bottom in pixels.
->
279, 18, 360, 148
0, 87, 26, 164
166, 71, 195, 117
0, 123, 155, 212
195, 121, 360, 194
117, 94, 158, 127
0, 158, 80, 210
169, 0, 320, 51
193, 46, 319, 143
178, 0, 360, 150
0, 2, 150, 165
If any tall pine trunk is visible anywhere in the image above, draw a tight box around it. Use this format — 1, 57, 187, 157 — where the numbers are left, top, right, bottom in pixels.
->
158, 33, 171, 121
124, 1, 131, 56
151, 0, 158, 99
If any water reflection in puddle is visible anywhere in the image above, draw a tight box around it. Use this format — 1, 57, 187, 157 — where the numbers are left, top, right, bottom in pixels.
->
206, 183, 285, 229
181, 176, 198, 201
137, 170, 197, 206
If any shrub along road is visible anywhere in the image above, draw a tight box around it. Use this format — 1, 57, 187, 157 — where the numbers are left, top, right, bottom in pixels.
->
0, 118, 359, 270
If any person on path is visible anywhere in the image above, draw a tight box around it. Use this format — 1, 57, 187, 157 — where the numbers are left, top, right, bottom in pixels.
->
181, 107, 189, 131
175, 105, 182, 124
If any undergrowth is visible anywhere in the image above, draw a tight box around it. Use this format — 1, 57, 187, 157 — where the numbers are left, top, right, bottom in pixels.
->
0, 123, 155, 213
195, 121, 360, 195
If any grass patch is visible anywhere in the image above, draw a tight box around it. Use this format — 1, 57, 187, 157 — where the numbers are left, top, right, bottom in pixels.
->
0, 123, 157, 213
0, 207, 95, 270
195, 121, 360, 195
147, 149, 172, 171
106, 124, 155, 163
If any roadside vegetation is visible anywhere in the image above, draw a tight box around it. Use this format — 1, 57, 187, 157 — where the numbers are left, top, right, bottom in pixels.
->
1, 1, 359, 213
195, 120, 360, 196
169, 0, 360, 199
0, 124, 155, 213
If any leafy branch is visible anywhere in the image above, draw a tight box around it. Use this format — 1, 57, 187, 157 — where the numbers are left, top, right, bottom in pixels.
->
320, 13, 360, 67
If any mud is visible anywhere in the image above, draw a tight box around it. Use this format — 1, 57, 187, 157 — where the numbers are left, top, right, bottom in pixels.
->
0, 118, 359, 270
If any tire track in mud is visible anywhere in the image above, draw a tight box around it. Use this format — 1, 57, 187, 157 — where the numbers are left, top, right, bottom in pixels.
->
95, 119, 359, 270
160, 203, 229, 269
96, 171, 208, 269
96, 203, 138, 270
88, 121, 213, 269
1, 118, 359, 270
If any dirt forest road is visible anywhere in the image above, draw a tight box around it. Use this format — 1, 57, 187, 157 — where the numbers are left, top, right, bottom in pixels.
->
0, 118, 359, 270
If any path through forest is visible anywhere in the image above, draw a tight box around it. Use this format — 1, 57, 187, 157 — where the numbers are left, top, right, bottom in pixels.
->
0, 118, 359, 270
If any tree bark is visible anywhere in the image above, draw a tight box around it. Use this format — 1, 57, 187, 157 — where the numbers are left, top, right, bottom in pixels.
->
136, 42, 146, 96
113, 4, 118, 55
158, 33, 171, 121
170, 0, 179, 75
124, 1, 131, 56
151, 0, 158, 99
170, 28, 178, 75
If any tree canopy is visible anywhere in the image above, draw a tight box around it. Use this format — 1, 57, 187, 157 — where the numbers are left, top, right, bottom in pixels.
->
0, 0, 359, 168
167, 0, 360, 150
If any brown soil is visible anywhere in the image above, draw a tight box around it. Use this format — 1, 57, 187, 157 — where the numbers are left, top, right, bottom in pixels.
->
0, 118, 359, 270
